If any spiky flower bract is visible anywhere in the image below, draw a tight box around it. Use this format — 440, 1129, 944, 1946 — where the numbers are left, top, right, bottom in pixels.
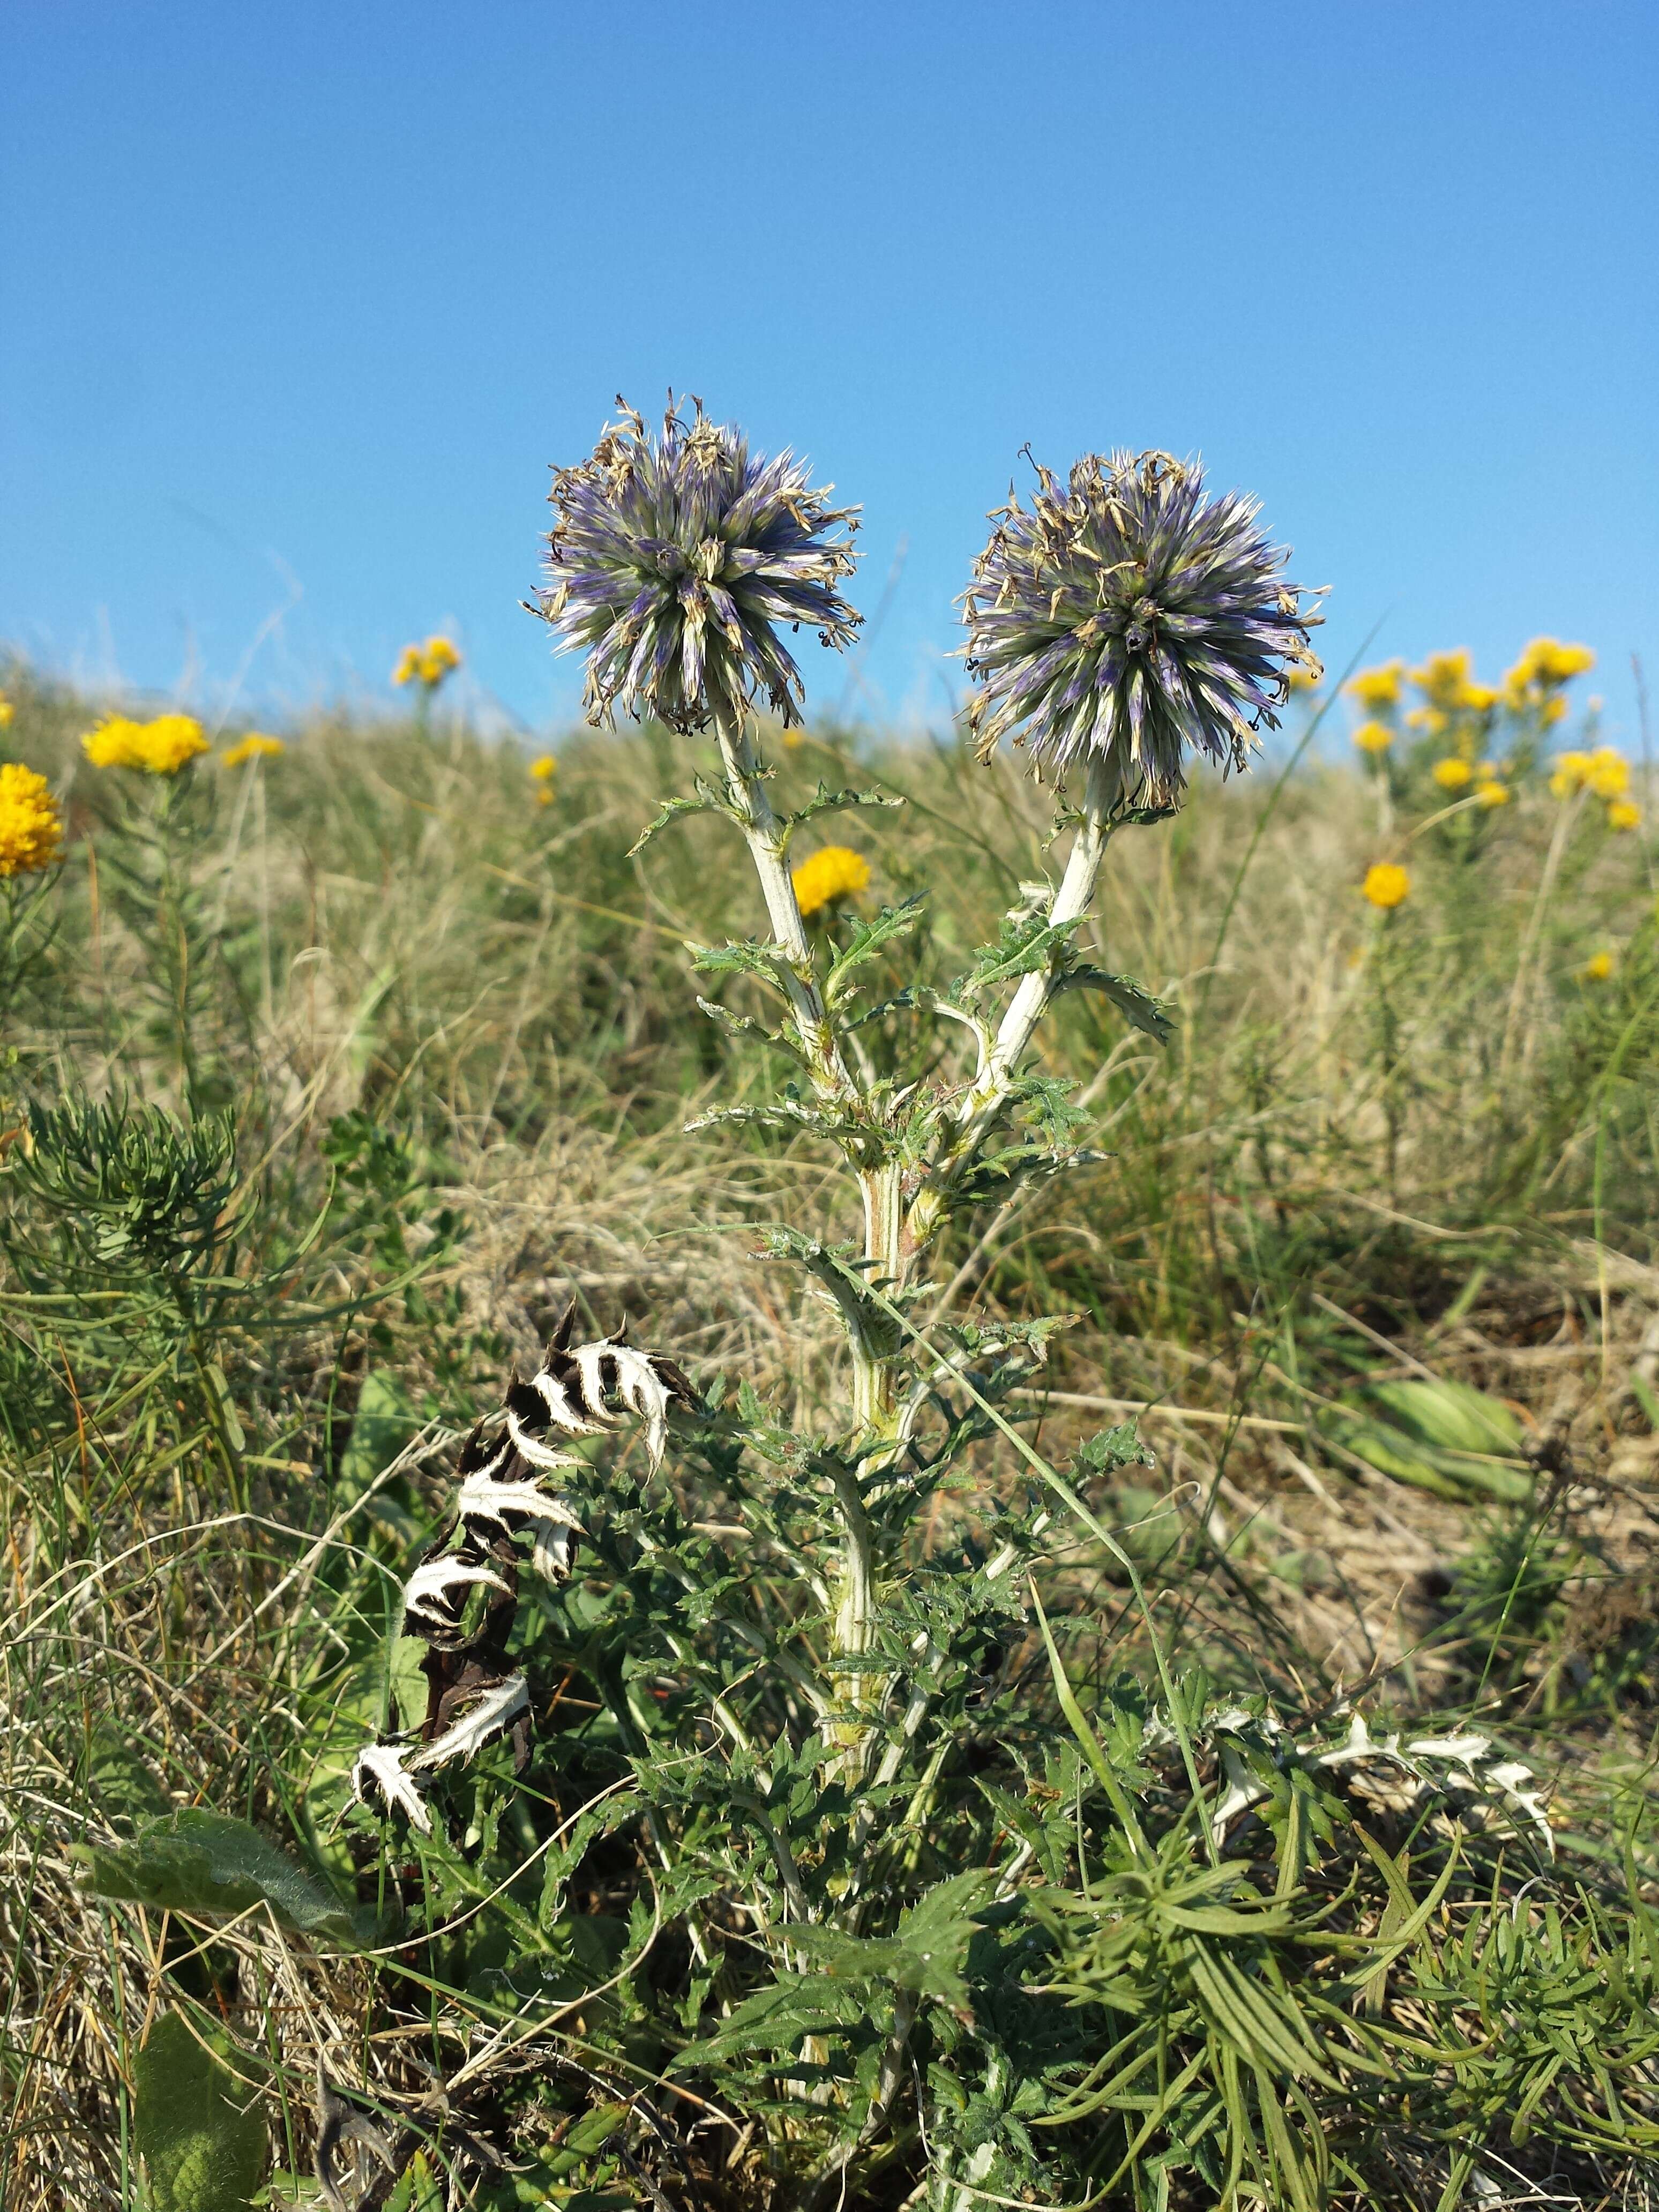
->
962, 448, 1321, 804
533, 397, 862, 733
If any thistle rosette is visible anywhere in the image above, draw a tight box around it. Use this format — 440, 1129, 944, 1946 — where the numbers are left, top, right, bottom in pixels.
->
532, 397, 862, 732
962, 449, 1322, 806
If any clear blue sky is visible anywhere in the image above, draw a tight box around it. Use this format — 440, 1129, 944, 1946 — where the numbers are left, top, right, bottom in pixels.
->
4, 2, 1656, 744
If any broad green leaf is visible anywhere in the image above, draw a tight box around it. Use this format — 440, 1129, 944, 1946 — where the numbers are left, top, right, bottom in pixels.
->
76, 1809, 358, 1942
133, 2013, 266, 2212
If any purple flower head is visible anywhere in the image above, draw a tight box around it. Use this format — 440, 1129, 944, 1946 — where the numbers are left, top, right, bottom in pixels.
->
533, 397, 862, 733
962, 449, 1323, 805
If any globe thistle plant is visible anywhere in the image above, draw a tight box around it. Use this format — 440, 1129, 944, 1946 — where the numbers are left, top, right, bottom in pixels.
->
532, 396, 862, 734
963, 448, 1322, 808
533, 397, 869, 1107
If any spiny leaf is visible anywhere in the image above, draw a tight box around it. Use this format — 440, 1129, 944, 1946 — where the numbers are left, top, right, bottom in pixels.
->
1056, 965, 1176, 1045
825, 896, 928, 1006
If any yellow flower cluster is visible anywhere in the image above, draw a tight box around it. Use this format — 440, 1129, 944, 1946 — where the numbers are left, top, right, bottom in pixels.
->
792, 843, 870, 918
1507, 637, 1595, 694
1362, 862, 1410, 910
1352, 719, 1393, 756
1548, 747, 1640, 829
81, 713, 210, 775
529, 752, 557, 806
1347, 662, 1404, 711
1550, 746, 1627, 799
0, 696, 14, 729
0, 762, 65, 877
220, 732, 285, 769
394, 635, 462, 689
1410, 648, 1475, 710
1431, 757, 1473, 791
1581, 949, 1615, 983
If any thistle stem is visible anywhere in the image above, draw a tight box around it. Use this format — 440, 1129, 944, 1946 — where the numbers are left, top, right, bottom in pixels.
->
711, 707, 857, 1104
912, 754, 1115, 1236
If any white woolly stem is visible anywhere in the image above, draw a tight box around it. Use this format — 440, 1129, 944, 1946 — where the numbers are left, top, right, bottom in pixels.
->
910, 754, 1115, 1241
711, 706, 857, 1104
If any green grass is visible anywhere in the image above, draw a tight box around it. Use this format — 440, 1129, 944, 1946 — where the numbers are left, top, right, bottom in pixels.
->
3, 658, 1658, 2211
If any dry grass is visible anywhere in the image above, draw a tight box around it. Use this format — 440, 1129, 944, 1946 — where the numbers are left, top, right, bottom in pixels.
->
2, 663, 1657, 2208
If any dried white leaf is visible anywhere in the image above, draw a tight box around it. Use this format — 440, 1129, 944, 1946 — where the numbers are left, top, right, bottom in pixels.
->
350, 1741, 431, 1835
411, 1675, 529, 1773
456, 1465, 583, 1536
403, 1555, 511, 1627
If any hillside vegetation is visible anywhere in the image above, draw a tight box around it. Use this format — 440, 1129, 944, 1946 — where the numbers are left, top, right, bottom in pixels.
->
3, 653, 1658, 2211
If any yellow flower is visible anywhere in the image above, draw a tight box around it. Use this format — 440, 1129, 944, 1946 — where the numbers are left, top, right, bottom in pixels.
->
1352, 720, 1393, 755
0, 697, 14, 729
1410, 648, 1472, 708
1455, 680, 1499, 713
1431, 757, 1473, 790
1363, 862, 1410, 910
395, 635, 462, 690
81, 713, 208, 775
136, 714, 210, 774
528, 752, 557, 781
220, 732, 286, 768
419, 636, 461, 684
81, 716, 149, 769
1587, 746, 1630, 799
1540, 695, 1567, 727
1581, 949, 1615, 982
1475, 780, 1511, 808
1404, 705, 1448, 737
0, 761, 64, 877
1548, 750, 1593, 799
1518, 637, 1595, 687
1347, 662, 1404, 709
792, 843, 870, 918
1608, 799, 1642, 832
1286, 663, 1321, 693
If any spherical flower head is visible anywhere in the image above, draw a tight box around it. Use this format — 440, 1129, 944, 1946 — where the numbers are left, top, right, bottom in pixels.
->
529, 751, 557, 806
961, 449, 1321, 804
1582, 949, 1615, 982
1608, 798, 1642, 832
534, 397, 862, 734
792, 843, 870, 919
81, 713, 208, 774
393, 645, 423, 687
0, 761, 64, 876
1352, 719, 1394, 756
1347, 662, 1404, 711
1432, 757, 1473, 790
1363, 862, 1410, 910
220, 733, 285, 768
1475, 779, 1511, 808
